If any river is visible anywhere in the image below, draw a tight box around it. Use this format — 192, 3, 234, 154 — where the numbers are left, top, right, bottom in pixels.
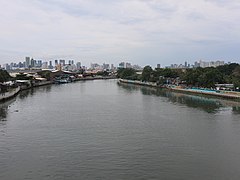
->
1, 80, 240, 180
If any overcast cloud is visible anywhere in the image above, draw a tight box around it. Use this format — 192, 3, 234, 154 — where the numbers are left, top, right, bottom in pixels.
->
0, 0, 240, 67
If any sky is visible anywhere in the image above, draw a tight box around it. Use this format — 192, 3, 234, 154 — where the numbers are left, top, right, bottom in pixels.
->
0, 0, 240, 67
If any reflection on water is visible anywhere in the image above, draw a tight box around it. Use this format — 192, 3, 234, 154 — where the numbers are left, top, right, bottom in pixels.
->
1, 80, 240, 180
0, 98, 16, 121
118, 82, 240, 114
18, 85, 52, 100
0, 85, 52, 121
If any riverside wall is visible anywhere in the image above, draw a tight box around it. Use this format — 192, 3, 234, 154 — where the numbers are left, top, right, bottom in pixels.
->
0, 86, 21, 102
118, 79, 240, 100
1, 76, 116, 102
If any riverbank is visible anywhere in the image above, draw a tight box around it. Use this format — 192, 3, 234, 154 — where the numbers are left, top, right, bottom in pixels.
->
0, 86, 20, 102
75, 76, 116, 81
118, 79, 240, 100
0, 76, 116, 102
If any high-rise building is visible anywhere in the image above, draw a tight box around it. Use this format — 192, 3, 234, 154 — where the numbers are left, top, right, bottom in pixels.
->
103, 63, 110, 70
91, 63, 100, 69
119, 62, 125, 68
54, 60, 58, 66
194, 60, 225, 68
59, 59, 65, 66
37, 60, 42, 67
157, 64, 161, 68
3, 64, 11, 70
68, 60, 74, 65
76, 62, 81, 70
30, 58, 35, 68
111, 64, 115, 70
126, 62, 132, 68
25, 57, 30, 68
48, 61, 53, 69
42, 62, 48, 69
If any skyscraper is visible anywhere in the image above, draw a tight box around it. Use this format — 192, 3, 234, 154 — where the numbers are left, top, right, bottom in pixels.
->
76, 62, 81, 70
55, 60, 58, 66
25, 57, 30, 68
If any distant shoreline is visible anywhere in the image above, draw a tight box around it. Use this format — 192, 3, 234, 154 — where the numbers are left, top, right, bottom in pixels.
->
118, 79, 240, 100
0, 76, 116, 102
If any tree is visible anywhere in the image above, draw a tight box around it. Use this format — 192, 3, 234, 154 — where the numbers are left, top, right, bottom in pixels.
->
117, 68, 138, 80
37, 70, 52, 81
232, 66, 240, 88
232, 66, 240, 77
142, 66, 153, 81
217, 63, 239, 76
0, 69, 12, 82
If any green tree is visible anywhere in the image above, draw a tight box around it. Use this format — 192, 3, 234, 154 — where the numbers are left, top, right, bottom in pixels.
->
0, 69, 12, 82
201, 67, 223, 87
117, 68, 138, 80
37, 70, 52, 81
232, 66, 240, 88
217, 63, 239, 76
142, 66, 153, 81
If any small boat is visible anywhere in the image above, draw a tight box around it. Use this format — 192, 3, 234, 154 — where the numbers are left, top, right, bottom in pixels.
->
54, 78, 71, 84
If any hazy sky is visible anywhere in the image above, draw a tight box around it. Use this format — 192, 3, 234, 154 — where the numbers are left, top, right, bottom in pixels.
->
0, 0, 240, 67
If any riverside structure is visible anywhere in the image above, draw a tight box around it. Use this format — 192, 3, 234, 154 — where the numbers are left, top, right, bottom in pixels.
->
0, 74, 116, 102
118, 79, 240, 100
0, 86, 20, 101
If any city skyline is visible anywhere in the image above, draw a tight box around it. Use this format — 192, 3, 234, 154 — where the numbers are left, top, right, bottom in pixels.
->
1, 56, 232, 71
1, 0, 240, 67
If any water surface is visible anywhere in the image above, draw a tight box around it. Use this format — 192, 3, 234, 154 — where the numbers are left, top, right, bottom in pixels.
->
1, 80, 240, 180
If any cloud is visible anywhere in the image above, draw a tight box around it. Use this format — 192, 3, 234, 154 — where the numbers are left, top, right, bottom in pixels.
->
0, 0, 240, 66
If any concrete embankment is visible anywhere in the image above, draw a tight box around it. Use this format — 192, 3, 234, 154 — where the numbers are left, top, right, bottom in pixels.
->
118, 79, 240, 100
118, 79, 157, 87
75, 76, 116, 81
0, 86, 21, 102
169, 87, 240, 99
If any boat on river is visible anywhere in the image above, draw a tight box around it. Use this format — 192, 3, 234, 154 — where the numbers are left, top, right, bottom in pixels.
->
54, 78, 71, 84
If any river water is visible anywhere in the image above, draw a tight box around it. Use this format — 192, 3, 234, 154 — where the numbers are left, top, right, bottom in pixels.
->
1, 80, 240, 180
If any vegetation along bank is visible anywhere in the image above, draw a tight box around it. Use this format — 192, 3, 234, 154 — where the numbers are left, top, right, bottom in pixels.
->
117, 63, 240, 99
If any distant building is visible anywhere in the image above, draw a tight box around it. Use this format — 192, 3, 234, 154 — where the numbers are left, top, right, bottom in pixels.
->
126, 62, 132, 68
55, 60, 58, 66
157, 64, 161, 68
118, 62, 125, 68
103, 63, 110, 70
62, 64, 76, 71
42, 62, 48, 69
132, 64, 142, 70
37, 60, 42, 67
59, 59, 65, 66
25, 57, 30, 68
3, 64, 11, 71
68, 60, 74, 65
48, 61, 54, 69
30, 58, 35, 68
111, 64, 115, 70
76, 62, 81, 70
91, 63, 101, 70
194, 60, 225, 68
